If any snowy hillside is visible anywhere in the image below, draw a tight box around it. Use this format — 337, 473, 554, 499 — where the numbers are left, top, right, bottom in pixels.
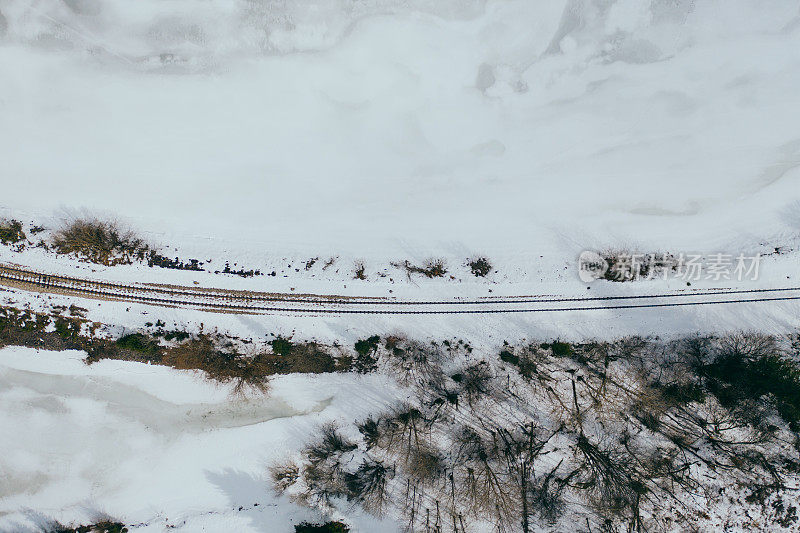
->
1, 1, 799, 260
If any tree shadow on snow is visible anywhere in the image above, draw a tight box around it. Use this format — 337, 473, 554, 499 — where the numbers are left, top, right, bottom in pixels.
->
204, 468, 322, 532
3, 508, 120, 533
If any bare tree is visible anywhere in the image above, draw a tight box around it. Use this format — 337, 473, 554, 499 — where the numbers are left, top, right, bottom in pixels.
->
345, 458, 394, 514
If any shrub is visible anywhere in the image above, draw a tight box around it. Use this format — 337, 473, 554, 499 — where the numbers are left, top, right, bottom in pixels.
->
148, 253, 203, 271
0, 309, 346, 390
575, 434, 638, 515
54, 317, 80, 339
295, 522, 349, 533
300, 424, 358, 505
162, 336, 218, 371
460, 362, 492, 404
499, 349, 519, 365
354, 335, 380, 373
423, 259, 447, 278
221, 261, 262, 277
51, 521, 128, 533
271, 336, 294, 356
1, 307, 91, 352
516, 355, 539, 381
270, 461, 300, 493
602, 252, 645, 282
353, 261, 367, 280
159, 330, 190, 342
383, 338, 443, 384
51, 218, 150, 266
656, 382, 706, 406
116, 333, 160, 355
600, 251, 675, 282
393, 259, 447, 279
432, 383, 459, 406
548, 341, 573, 357
405, 445, 444, 483
530, 465, 567, 524
704, 333, 800, 428
499, 345, 545, 381
161, 335, 340, 387
344, 459, 393, 513
306, 424, 357, 465
355, 335, 380, 357
357, 417, 381, 449
0, 219, 25, 245
468, 257, 492, 277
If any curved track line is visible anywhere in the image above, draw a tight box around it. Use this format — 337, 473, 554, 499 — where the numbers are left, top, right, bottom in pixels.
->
2, 264, 800, 315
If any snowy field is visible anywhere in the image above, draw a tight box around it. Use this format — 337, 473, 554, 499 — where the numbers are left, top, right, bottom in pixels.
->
1, 0, 800, 262
3, 2, 800, 532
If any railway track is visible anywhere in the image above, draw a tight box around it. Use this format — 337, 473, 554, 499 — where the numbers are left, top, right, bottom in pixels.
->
2, 264, 800, 315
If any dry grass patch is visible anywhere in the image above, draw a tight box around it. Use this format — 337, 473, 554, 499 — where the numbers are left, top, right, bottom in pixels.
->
1, 305, 346, 393
270, 460, 300, 494
52, 218, 151, 265
0, 307, 92, 352
161, 336, 271, 393
159, 335, 345, 392
392, 259, 448, 279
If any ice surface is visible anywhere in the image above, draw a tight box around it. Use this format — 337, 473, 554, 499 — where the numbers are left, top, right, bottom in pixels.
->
0, 346, 401, 532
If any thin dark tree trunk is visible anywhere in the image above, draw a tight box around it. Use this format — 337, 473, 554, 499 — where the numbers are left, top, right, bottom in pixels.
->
520, 422, 534, 533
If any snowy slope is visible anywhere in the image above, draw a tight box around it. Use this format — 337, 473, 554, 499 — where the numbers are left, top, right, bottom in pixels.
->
1, 0, 799, 261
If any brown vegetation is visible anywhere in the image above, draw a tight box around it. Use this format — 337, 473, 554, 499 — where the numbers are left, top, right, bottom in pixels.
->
51, 218, 151, 266
392, 259, 447, 279
0, 305, 348, 393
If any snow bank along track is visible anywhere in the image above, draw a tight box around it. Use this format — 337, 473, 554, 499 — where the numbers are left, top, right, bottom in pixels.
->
2, 264, 800, 315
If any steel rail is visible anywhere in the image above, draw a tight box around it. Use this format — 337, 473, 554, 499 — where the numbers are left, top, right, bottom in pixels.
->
3, 264, 800, 307
3, 264, 800, 315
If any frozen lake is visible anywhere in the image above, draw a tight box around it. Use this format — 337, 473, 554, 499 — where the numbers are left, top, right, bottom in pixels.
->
0, 346, 400, 532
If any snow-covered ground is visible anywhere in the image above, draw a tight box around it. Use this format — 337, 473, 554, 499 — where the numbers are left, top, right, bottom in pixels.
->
2, 338, 798, 532
3, 1, 800, 531
0, 346, 402, 532
2, 1, 800, 262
